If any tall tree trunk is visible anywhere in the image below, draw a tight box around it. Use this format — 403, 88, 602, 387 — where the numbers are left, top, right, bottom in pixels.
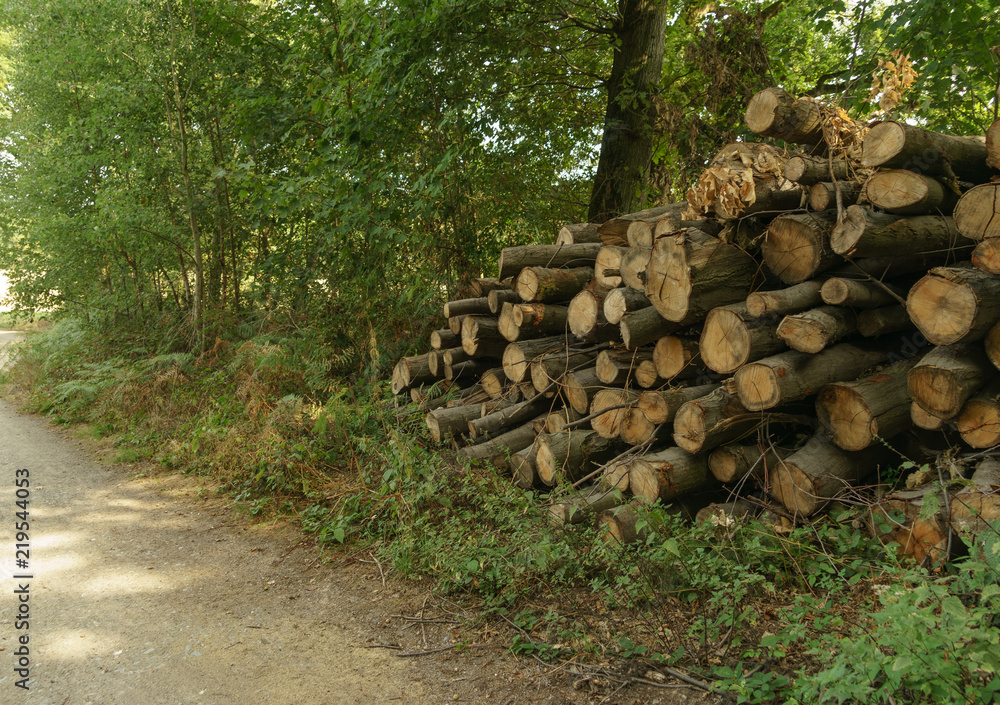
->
587, 0, 668, 223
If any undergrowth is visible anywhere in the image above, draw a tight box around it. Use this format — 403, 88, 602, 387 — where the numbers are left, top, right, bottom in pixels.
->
3, 317, 999, 704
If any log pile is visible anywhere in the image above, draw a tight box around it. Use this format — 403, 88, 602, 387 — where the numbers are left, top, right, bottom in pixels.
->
391, 86, 1000, 559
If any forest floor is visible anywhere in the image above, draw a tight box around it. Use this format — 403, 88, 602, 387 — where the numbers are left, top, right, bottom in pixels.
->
0, 357, 717, 705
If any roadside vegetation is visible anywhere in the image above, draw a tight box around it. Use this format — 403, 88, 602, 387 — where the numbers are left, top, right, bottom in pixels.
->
4, 319, 998, 704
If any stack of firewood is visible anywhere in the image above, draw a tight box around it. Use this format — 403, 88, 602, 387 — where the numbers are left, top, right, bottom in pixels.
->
391, 86, 1000, 559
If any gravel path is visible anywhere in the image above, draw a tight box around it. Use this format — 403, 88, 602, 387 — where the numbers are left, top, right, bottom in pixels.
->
0, 330, 710, 705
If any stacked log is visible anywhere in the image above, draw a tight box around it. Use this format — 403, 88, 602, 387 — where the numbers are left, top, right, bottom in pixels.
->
390, 83, 1000, 549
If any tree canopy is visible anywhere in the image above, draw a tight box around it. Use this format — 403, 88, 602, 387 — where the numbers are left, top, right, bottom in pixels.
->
0, 0, 996, 371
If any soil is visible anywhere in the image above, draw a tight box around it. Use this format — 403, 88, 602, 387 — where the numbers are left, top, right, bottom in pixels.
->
0, 331, 719, 705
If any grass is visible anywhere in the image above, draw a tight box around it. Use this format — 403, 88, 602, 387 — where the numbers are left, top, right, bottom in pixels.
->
3, 315, 999, 704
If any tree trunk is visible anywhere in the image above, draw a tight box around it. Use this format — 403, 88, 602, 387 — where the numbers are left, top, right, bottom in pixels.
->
597, 204, 683, 246
863, 169, 960, 215
744, 87, 825, 145
971, 238, 1000, 275
430, 329, 461, 350
457, 418, 541, 466
808, 181, 862, 211
672, 386, 750, 453
745, 280, 825, 319
861, 120, 991, 183
830, 206, 962, 258
784, 155, 849, 185
708, 443, 788, 485
907, 342, 994, 419
590, 387, 641, 439
734, 342, 891, 411
515, 266, 594, 303
620, 305, 679, 349
771, 434, 890, 517
776, 305, 858, 354
549, 484, 627, 525
502, 336, 568, 382
956, 377, 1000, 449
468, 397, 552, 438
987, 118, 1000, 171
596, 349, 653, 386
819, 277, 906, 309
637, 382, 720, 425
595, 246, 626, 288
500, 302, 570, 342
906, 265, 1000, 345
556, 223, 602, 245
857, 305, 914, 337
530, 349, 600, 393
487, 288, 520, 315
535, 430, 618, 485
618, 247, 650, 291
954, 183, 1000, 241
425, 403, 482, 443
498, 244, 601, 280
700, 301, 786, 374
646, 228, 762, 323
761, 210, 842, 284
587, 0, 668, 223
652, 335, 702, 380
444, 297, 492, 318
628, 448, 713, 504
815, 357, 922, 451
604, 286, 651, 324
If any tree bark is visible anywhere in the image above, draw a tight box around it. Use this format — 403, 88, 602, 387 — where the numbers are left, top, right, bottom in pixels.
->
784, 155, 849, 185
861, 120, 991, 183
629, 448, 713, 504
637, 382, 720, 425
430, 329, 461, 350
457, 418, 541, 466
535, 430, 618, 485
596, 349, 653, 386
468, 397, 552, 438
392, 353, 435, 394
734, 342, 891, 411
646, 228, 762, 323
830, 206, 962, 258
529, 349, 600, 393
556, 223, 602, 245
988, 118, 1000, 171
498, 244, 601, 280
604, 286, 651, 324
776, 305, 858, 354
863, 169, 960, 215
502, 336, 568, 382
444, 297, 492, 318
819, 277, 906, 309
906, 265, 1000, 345
620, 305, 679, 349
744, 87, 825, 145
672, 386, 750, 454
425, 403, 482, 443
808, 181, 862, 211
487, 288, 521, 315
771, 434, 889, 517
907, 342, 994, 419
815, 357, 922, 451
597, 204, 683, 246
761, 210, 842, 284
515, 266, 594, 303
708, 443, 788, 485
700, 301, 786, 374
549, 484, 627, 525
745, 280, 825, 319
587, 0, 669, 223
857, 305, 914, 338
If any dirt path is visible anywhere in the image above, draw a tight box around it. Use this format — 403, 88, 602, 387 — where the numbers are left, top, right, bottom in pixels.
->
0, 334, 712, 705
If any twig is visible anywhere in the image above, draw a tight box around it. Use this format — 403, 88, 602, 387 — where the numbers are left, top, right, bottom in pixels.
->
396, 644, 495, 658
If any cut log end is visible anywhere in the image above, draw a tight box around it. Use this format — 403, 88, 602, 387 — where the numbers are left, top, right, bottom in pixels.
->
733, 363, 781, 411
816, 385, 877, 452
